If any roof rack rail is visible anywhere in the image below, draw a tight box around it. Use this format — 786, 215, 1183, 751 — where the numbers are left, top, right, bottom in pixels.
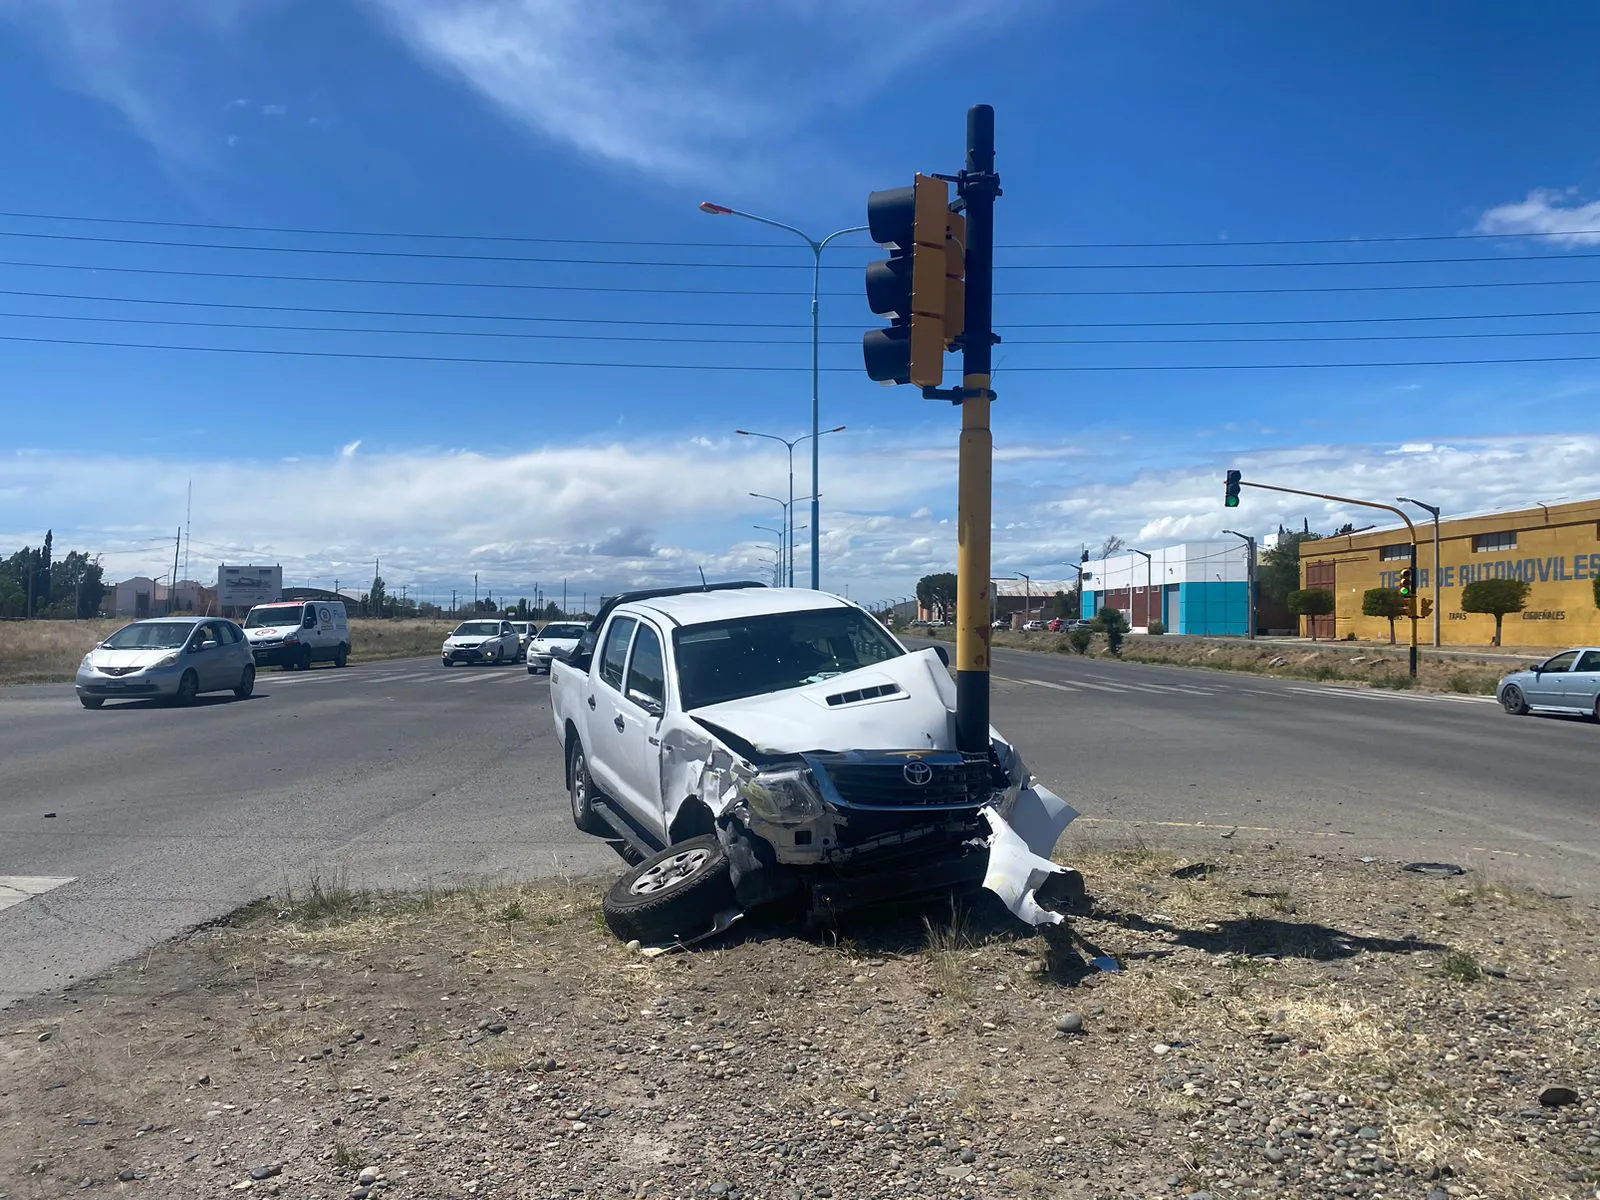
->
583, 580, 768, 635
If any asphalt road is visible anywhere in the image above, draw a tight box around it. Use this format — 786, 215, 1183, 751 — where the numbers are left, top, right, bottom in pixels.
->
3, 644, 1596, 1008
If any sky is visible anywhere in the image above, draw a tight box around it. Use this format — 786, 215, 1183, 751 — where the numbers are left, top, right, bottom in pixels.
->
3, 0, 1600, 609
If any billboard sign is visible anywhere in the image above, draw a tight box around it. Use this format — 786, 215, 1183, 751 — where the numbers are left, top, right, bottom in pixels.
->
217, 564, 283, 609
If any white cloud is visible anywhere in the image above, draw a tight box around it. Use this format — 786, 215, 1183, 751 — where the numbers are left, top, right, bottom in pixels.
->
261, 102, 287, 116
4, 432, 1597, 604
341, 439, 362, 459
362, 0, 1019, 182
1476, 188, 1600, 246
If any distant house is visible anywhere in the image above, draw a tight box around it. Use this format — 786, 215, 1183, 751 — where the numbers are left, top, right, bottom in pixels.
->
113, 576, 159, 618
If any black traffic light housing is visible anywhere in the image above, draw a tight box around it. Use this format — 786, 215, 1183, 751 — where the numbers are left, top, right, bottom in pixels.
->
1224, 470, 1241, 508
864, 174, 961, 388
1398, 568, 1414, 597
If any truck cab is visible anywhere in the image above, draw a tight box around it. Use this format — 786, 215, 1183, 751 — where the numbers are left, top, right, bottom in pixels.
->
243, 600, 350, 670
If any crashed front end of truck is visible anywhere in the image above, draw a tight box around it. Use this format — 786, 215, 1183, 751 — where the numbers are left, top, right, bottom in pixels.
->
655, 648, 1085, 935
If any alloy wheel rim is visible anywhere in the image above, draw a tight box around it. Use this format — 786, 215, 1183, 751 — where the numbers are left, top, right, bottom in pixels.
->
629, 848, 710, 896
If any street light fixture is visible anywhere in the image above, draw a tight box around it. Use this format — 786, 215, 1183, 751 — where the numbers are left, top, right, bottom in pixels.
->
736, 425, 846, 587
1396, 497, 1442, 648
703, 201, 868, 590
1221, 529, 1257, 640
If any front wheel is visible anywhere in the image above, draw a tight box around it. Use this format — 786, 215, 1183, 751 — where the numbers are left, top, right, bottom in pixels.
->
79, 696, 104, 709
602, 836, 736, 945
173, 670, 200, 707
1500, 684, 1530, 716
234, 664, 255, 700
298, 646, 314, 672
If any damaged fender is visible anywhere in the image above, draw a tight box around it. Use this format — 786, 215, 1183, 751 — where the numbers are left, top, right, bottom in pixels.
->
981, 737, 1082, 925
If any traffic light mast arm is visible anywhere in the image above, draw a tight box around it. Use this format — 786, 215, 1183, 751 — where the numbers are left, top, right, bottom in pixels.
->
1234, 477, 1419, 678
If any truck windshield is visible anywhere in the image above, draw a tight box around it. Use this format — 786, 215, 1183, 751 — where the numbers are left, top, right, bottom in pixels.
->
244, 606, 304, 628
674, 608, 905, 710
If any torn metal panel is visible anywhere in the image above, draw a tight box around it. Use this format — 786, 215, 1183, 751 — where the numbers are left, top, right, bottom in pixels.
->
978, 784, 1081, 927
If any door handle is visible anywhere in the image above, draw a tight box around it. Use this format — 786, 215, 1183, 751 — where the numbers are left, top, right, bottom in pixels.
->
648, 736, 661, 747
613, 715, 626, 732
587, 695, 596, 710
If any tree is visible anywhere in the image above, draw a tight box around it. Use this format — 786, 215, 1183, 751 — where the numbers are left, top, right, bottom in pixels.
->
1094, 605, 1128, 654
1287, 588, 1335, 640
31, 530, 52, 618
1461, 578, 1530, 647
1259, 531, 1323, 611
916, 572, 958, 622
367, 574, 387, 618
543, 601, 564, 621
1361, 587, 1406, 645
1050, 589, 1076, 620
1096, 535, 1125, 561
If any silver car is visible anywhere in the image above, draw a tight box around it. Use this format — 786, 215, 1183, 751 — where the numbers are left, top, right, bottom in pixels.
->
75, 617, 256, 709
1497, 647, 1600, 719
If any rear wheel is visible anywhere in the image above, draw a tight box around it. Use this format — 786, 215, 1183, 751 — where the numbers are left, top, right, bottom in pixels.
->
1592, 696, 1599, 723
173, 670, 200, 707
79, 696, 104, 709
334, 644, 349, 668
602, 836, 735, 945
234, 664, 255, 699
567, 741, 608, 835
1500, 684, 1530, 715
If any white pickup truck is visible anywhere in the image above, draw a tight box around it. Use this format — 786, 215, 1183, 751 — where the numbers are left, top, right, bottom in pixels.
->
549, 582, 1083, 945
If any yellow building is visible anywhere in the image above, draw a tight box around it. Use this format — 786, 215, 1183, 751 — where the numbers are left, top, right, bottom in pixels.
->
1296, 498, 1600, 647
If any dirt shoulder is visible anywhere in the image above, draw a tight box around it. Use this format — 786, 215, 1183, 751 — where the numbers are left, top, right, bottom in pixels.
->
4, 849, 1596, 1200
0, 620, 455, 686
917, 627, 1516, 695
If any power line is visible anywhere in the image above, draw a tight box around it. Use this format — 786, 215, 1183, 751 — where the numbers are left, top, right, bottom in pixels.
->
8, 306, 1600, 348
5, 257, 1600, 298
6, 227, 1600, 270
5, 330, 1600, 373
5, 207, 1599, 250
7, 286, 1600, 331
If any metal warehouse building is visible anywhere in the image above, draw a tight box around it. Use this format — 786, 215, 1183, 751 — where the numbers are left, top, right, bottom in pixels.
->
1081, 540, 1253, 635
1296, 498, 1600, 646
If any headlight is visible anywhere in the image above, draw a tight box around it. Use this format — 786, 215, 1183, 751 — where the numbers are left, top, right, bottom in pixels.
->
80, 653, 93, 667
154, 652, 181, 668
283, 632, 299, 644
737, 767, 825, 822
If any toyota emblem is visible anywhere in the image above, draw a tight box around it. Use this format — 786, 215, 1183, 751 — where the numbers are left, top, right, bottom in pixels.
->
902, 760, 934, 787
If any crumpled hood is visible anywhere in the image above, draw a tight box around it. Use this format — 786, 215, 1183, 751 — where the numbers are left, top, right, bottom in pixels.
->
686, 648, 957, 756
86, 647, 180, 670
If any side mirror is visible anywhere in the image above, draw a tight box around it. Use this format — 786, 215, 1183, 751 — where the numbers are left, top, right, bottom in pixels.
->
933, 644, 950, 667
197, 640, 218, 652
1530, 663, 1543, 673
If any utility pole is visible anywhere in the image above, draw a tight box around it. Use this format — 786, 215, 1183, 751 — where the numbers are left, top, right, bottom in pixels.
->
954, 105, 998, 755
170, 527, 182, 615
563, 578, 568, 617
451, 588, 457, 615
473, 573, 479, 610
1222, 530, 1257, 639
1397, 497, 1442, 648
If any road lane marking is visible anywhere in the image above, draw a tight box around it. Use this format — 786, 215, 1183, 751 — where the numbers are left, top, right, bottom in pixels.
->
0, 876, 75, 913
1023, 678, 1078, 692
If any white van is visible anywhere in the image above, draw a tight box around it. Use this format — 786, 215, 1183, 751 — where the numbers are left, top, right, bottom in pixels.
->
242, 600, 351, 670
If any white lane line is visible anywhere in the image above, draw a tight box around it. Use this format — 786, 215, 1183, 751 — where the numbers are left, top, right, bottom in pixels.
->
1023, 678, 1078, 692
1064, 679, 1136, 693
0, 876, 75, 913
447, 671, 514, 684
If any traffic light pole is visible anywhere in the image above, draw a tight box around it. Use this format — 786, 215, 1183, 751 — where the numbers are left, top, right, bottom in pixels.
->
1235, 479, 1419, 677
954, 104, 998, 756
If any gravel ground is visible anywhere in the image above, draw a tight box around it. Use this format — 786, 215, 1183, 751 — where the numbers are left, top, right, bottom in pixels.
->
3, 847, 1597, 1200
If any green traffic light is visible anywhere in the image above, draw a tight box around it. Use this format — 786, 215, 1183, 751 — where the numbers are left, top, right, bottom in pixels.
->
1224, 495, 1239, 508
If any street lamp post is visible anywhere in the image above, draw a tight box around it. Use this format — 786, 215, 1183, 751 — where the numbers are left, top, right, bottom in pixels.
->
1221, 530, 1257, 639
702, 202, 868, 590
753, 524, 784, 577
736, 425, 845, 587
1012, 572, 1031, 621
1126, 549, 1153, 630
1396, 497, 1442, 648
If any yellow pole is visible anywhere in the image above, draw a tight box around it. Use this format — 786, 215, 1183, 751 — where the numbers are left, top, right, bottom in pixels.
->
955, 382, 992, 751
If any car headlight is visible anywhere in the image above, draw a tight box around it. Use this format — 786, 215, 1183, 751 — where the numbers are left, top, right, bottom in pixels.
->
154, 652, 181, 668
283, 632, 300, 644
737, 767, 825, 822
80, 653, 93, 667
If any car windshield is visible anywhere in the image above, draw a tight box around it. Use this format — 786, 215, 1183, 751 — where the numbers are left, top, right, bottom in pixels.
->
674, 607, 905, 710
540, 624, 587, 640
244, 606, 304, 628
455, 621, 501, 636
101, 622, 196, 650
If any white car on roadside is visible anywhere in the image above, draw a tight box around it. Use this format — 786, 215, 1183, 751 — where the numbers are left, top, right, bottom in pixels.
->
526, 621, 587, 675
442, 619, 520, 666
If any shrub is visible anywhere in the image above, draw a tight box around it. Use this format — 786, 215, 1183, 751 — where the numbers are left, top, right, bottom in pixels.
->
1094, 607, 1128, 655
1068, 628, 1093, 654
1146, 619, 1165, 635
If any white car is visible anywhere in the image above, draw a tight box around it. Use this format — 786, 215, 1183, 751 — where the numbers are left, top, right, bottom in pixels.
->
549, 583, 1083, 945
526, 621, 587, 675
509, 621, 536, 660
442, 619, 520, 666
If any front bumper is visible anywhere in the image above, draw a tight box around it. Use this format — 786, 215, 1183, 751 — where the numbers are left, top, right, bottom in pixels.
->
74, 666, 182, 698
250, 642, 303, 666
444, 645, 493, 663
527, 652, 552, 671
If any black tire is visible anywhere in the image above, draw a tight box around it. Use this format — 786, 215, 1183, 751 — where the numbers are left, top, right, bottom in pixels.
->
1593, 696, 1600, 723
1500, 684, 1530, 716
334, 644, 349, 668
602, 835, 735, 944
173, 670, 200, 707
298, 646, 314, 672
234, 664, 255, 700
79, 696, 104, 709
442, 658, 454, 668
567, 740, 608, 835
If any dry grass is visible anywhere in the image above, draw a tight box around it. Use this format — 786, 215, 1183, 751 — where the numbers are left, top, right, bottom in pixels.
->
0, 617, 456, 684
